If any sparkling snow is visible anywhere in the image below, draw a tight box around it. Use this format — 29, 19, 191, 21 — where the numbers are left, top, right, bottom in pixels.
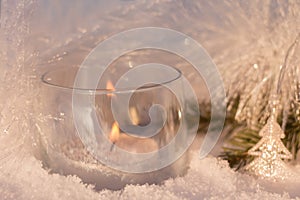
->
1, 151, 300, 200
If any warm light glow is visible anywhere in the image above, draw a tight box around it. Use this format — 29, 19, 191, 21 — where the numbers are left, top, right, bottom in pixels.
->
106, 80, 115, 97
109, 122, 120, 143
178, 110, 182, 120
128, 61, 133, 68
130, 107, 139, 125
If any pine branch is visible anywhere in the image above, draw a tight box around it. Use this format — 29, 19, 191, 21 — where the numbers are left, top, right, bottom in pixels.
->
220, 127, 259, 169
220, 96, 300, 169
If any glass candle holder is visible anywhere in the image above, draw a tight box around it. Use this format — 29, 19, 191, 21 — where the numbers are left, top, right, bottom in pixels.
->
39, 66, 195, 190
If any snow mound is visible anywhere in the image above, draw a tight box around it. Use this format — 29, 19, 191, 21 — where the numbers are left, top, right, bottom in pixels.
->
1, 152, 300, 200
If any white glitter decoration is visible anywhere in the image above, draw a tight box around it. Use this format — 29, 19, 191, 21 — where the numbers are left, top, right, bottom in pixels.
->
246, 97, 293, 179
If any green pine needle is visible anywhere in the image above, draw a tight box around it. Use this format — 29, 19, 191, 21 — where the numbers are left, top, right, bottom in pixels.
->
220, 97, 300, 169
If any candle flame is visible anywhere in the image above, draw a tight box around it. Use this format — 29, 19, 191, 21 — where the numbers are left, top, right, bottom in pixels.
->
130, 107, 139, 125
178, 110, 182, 120
106, 80, 115, 97
109, 122, 120, 143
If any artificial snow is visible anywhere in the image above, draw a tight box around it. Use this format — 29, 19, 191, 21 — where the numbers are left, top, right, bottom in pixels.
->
1, 1, 300, 199
1, 152, 300, 200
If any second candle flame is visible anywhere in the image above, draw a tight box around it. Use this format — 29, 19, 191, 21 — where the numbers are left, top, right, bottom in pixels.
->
106, 80, 115, 97
109, 122, 120, 143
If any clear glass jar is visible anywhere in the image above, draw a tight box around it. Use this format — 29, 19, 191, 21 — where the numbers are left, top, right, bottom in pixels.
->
39, 66, 195, 190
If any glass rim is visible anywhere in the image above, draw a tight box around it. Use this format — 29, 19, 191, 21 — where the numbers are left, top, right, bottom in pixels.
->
41, 66, 182, 94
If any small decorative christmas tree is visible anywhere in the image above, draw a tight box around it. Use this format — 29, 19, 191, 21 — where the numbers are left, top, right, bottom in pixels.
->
221, 33, 300, 175
245, 96, 293, 178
